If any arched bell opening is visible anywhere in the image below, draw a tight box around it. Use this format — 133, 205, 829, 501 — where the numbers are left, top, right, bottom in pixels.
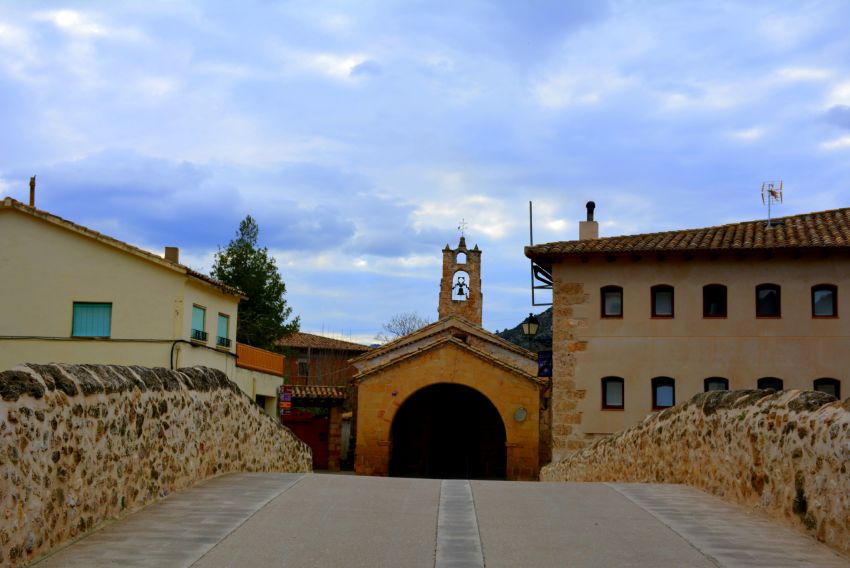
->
452, 270, 470, 301
389, 383, 507, 480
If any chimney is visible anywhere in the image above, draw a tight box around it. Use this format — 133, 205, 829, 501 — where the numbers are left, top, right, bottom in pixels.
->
579, 201, 599, 240
164, 247, 180, 263
29, 176, 36, 207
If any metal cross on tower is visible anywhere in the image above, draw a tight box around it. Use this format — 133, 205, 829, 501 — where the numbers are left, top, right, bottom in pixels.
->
457, 218, 468, 238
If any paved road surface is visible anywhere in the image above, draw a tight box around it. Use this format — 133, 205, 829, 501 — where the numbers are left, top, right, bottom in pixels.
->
34, 473, 849, 568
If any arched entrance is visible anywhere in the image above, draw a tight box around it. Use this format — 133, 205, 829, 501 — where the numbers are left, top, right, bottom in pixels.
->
389, 383, 507, 479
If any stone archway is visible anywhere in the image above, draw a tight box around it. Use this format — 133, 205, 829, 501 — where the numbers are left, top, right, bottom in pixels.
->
389, 383, 507, 480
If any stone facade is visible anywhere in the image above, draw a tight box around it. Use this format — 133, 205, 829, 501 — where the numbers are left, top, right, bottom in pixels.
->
528, 206, 850, 462
541, 389, 850, 556
0, 364, 311, 567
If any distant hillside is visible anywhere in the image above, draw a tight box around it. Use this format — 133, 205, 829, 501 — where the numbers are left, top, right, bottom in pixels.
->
494, 307, 552, 352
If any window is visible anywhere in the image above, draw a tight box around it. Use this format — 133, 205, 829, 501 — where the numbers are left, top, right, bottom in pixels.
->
812, 284, 837, 318
704, 377, 729, 392
191, 305, 207, 342
601, 377, 624, 409
297, 359, 310, 377
651, 285, 674, 317
813, 378, 841, 399
757, 377, 783, 391
72, 302, 112, 337
216, 314, 231, 348
755, 284, 781, 317
703, 284, 727, 318
456, 252, 467, 264
652, 377, 675, 409
601, 286, 623, 318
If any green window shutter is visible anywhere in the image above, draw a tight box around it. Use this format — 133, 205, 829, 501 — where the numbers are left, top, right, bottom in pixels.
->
217, 314, 229, 339
72, 303, 112, 337
192, 306, 206, 332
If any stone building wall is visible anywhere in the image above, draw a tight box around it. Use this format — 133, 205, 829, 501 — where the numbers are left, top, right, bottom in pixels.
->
0, 364, 312, 567
541, 389, 850, 556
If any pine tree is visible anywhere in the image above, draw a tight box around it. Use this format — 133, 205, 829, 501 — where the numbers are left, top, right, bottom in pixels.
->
212, 216, 299, 351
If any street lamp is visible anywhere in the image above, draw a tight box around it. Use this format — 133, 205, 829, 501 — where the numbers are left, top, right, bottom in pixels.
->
521, 312, 539, 350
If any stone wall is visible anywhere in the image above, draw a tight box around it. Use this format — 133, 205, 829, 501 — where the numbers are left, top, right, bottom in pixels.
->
541, 389, 850, 556
0, 364, 312, 567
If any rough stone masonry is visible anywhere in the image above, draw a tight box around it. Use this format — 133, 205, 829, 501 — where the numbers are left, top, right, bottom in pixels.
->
541, 389, 850, 557
0, 363, 312, 568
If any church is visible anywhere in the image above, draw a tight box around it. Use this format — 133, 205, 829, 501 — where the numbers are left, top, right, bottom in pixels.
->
352, 236, 549, 481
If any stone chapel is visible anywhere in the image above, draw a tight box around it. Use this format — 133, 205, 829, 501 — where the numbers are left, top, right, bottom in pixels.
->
352, 236, 549, 481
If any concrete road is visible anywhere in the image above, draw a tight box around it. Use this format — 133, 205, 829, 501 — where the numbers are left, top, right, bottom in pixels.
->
34, 473, 849, 568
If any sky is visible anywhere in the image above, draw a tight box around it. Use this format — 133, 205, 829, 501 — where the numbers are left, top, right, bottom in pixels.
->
2, 1, 850, 344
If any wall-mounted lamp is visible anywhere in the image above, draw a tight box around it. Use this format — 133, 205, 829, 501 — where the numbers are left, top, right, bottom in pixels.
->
521, 313, 540, 349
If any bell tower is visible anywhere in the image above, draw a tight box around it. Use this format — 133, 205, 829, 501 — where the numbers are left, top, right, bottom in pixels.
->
438, 235, 483, 325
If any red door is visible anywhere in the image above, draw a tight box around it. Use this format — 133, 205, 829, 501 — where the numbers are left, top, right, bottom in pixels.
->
282, 412, 330, 470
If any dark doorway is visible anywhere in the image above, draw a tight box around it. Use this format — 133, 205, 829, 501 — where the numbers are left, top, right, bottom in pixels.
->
389, 383, 506, 479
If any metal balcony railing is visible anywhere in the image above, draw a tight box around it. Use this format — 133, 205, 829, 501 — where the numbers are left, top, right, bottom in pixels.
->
191, 329, 208, 342
217, 336, 232, 348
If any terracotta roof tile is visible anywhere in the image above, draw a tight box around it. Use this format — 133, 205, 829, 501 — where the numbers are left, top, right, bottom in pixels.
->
526, 207, 850, 260
279, 332, 371, 352
290, 385, 347, 400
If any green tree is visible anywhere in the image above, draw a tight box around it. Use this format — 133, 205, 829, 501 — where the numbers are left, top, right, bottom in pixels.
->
212, 215, 299, 350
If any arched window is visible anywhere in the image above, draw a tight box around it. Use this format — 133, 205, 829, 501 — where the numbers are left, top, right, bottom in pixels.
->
601, 285, 623, 318
757, 377, 783, 391
703, 284, 727, 318
456, 252, 467, 264
452, 270, 470, 301
651, 285, 674, 318
813, 378, 841, 399
756, 284, 781, 317
812, 284, 837, 318
652, 377, 675, 409
601, 377, 624, 409
704, 377, 729, 392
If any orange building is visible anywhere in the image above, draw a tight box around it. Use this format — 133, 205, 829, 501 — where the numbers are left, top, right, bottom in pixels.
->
353, 237, 548, 481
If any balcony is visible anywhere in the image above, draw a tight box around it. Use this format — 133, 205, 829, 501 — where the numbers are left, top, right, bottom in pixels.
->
217, 336, 232, 348
191, 329, 208, 342
236, 343, 284, 377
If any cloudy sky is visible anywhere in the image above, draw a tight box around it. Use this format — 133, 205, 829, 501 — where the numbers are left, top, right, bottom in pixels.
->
2, 1, 850, 343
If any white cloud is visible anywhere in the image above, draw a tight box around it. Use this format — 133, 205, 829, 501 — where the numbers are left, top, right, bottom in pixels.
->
773, 67, 832, 82
659, 82, 742, 112
273, 45, 372, 81
532, 69, 633, 109
137, 76, 178, 98
412, 192, 516, 240
34, 9, 107, 37
729, 127, 766, 141
0, 21, 39, 79
820, 136, 850, 150
33, 9, 146, 44
826, 81, 850, 107
273, 250, 438, 276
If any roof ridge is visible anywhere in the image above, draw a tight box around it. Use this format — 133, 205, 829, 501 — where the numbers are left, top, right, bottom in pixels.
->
526, 205, 850, 260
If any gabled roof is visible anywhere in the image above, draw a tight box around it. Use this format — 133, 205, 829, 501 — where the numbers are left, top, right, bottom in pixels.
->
351, 315, 535, 364
352, 335, 546, 386
1, 197, 245, 298
278, 332, 371, 352
526, 207, 850, 265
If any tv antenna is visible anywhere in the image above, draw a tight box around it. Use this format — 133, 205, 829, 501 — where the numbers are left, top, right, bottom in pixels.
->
761, 180, 783, 227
